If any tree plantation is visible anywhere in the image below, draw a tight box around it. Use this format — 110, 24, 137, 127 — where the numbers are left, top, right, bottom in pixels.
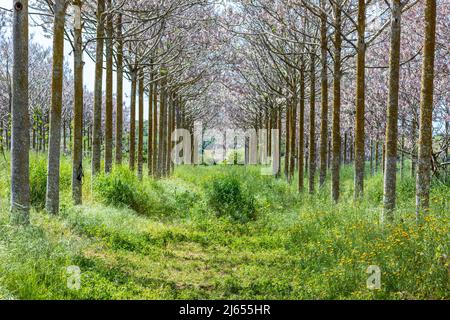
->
0, 0, 448, 300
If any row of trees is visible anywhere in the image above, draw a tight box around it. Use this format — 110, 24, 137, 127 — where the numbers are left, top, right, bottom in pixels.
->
221, 0, 448, 220
3, 0, 224, 224
1, 0, 448, 225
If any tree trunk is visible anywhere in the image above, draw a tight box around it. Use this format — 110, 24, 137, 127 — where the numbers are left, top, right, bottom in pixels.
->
284, 103, 290, 180
331, 1, 342, 202
289, 94, 297, 184
92, 0, 105, 176
63, 120, 66, 153
129, 68, 137, 171
148, 66, 154, 176
369, 139, 373, 175
308, 51, 316, 194
400, 133, 405, 179
72, 0, 83, 205
275, 107, 282, 178
349, 138, 353, 163
162, 84, 168, 176
11, 0, 30, 225
319, 0, 328, 188
115, 13, 123, 165
169, 94, 175, 174
354, 0, 366, 199
383, 0, 402, 220
104, 0, 113, 173
375, 137, 380, 172
298, 59, 305, 192
157, 71, 167, 178
328, 137, 331, 170
137, 68, 144, 180
411, 119, 416, 177
0, 119, 3, 153
343, 132, 347, 164
416, 0, 437, 219
45, 0, 66, 215
152, 79, 158, 175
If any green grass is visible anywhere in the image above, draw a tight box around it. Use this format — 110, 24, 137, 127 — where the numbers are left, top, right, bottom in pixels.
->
0, 153, 448, 299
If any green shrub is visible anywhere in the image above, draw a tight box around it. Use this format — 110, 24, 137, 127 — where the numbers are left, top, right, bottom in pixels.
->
206, 174, 256, 222
28, 154, 72, 210
29, 156, 48, 209
93, 166, 150, 215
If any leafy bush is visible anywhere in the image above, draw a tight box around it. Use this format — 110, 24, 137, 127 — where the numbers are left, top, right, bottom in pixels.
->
29, 156, 48, 209
29, 155, 72, 209
93, 166, 150, 215
206, 174, 256, 222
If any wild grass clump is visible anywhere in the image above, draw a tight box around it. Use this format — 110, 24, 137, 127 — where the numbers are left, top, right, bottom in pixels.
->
0, 208, 83, 299
93, 166, 152, 215
27, 154, 71, 209
93, 166, 200, 217
205, 173, 257, 222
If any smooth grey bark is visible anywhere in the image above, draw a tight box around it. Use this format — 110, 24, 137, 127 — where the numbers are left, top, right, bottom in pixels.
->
137, 69, 144, 180
11, 0, 30, 225
308, 51, 316, 194
289, 91, 297, 184
104, 0, 113, 173
298, 59, 305, 192
156, 78, 164, 178
331, 1, 342, 203
354, 0, 366, 199
416, 0, 437, 219
148, 65, 154, 176
45, 0, 66, 215
115, 13, 123, 165
91, 0, 105, 177
152, 79, 158, 175
129, 68, 137, 171
319, 0, 328, 188
72, 0, 83, 205
284, 103, 290, 180
411, 119, 417, 177
383, 0, 402, 220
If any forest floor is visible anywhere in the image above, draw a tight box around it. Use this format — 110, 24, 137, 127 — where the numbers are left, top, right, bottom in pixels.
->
0, 153, 449, 300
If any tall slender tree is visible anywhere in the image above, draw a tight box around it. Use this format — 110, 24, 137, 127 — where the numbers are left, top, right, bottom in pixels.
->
148, 65, 154, 176
72, 0, 84, 205
383, 0, 402, 220
152, 78, 158, 174
308, 50, 316, 194
138, 68, 144, 180
10, 0, 30, 225
416, 0, 437, 219
129, 65, 137, 171
92, 0, 105, 177
331, 1, 342, 203
115, 13, 123, 165
104, 0, 113, 173
319, 0, 328, 188
354, 0, 366, 199
298, 58, 305, 193
45, 0, 67, 215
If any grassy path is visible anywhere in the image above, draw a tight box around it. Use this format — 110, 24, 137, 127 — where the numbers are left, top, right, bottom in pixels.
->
0, 157, 449, 299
